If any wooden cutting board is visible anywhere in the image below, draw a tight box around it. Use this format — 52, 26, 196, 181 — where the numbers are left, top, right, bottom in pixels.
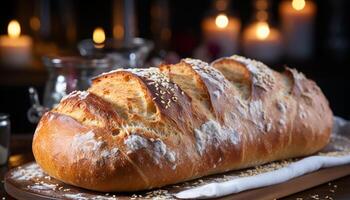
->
4, 162, 350, 200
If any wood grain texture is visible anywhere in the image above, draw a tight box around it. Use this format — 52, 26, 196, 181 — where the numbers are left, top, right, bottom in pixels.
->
4, 162, 350, 200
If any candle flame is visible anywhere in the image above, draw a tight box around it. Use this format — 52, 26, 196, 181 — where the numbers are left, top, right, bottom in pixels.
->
8, 20, 21, 38
93, 27, 105, 44
215, 14, 229, 29
292, 0, 305, 11
256, 22, 270, 40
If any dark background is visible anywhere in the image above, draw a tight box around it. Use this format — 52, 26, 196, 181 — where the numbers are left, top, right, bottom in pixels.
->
0, 0, 349, 134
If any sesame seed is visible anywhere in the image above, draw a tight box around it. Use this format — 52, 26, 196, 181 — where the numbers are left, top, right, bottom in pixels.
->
310, 194, 320, 199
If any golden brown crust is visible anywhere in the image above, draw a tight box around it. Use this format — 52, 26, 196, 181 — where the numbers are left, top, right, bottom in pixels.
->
33, 55, 333, 192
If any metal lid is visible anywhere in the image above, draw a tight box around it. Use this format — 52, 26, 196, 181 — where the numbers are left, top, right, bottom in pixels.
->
78, 37, 154, 56
42, 55, 113, 69
0, 113, 9, 120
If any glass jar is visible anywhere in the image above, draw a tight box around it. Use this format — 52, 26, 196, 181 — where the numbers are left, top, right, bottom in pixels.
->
0, 113, 10, 166
78, 37, 154, 68
42, 55, 113, 108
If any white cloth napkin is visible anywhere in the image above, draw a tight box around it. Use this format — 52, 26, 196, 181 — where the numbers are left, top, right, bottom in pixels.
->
175, 117, 350, 199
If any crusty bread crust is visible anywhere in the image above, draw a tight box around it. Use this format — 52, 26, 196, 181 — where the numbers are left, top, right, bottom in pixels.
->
33, 55, 333, 192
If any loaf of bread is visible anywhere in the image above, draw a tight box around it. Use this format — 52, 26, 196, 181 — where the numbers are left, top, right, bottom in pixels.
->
32, 55, 333, 192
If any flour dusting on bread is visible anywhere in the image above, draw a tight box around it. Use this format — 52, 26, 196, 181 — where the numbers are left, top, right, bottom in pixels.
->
61, 90, 90, 102
124, 134, 177, 167
230, 55, 275, 90
153, 139, 177, 164
71, 131, 121, 165
72, 131, 104, 152
183, 58, 229, 94
249, 100, 266, 131
124, 134, 149, 153
195, 120, 238, 155
101, 148, 119, 159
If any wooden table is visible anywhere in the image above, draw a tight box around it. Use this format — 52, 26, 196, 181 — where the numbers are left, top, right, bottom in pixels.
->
1, 134, 350, 200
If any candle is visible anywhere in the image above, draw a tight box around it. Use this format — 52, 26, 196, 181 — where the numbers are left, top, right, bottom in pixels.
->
0, 20, 32, 67
123, 0, 136, 46
78, 28, 153, 69
279, 0, 316, 59
92, 27, 106, 48
112, 0, 124, 42
242, 21, 282, 63
202, 13, 241, 57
